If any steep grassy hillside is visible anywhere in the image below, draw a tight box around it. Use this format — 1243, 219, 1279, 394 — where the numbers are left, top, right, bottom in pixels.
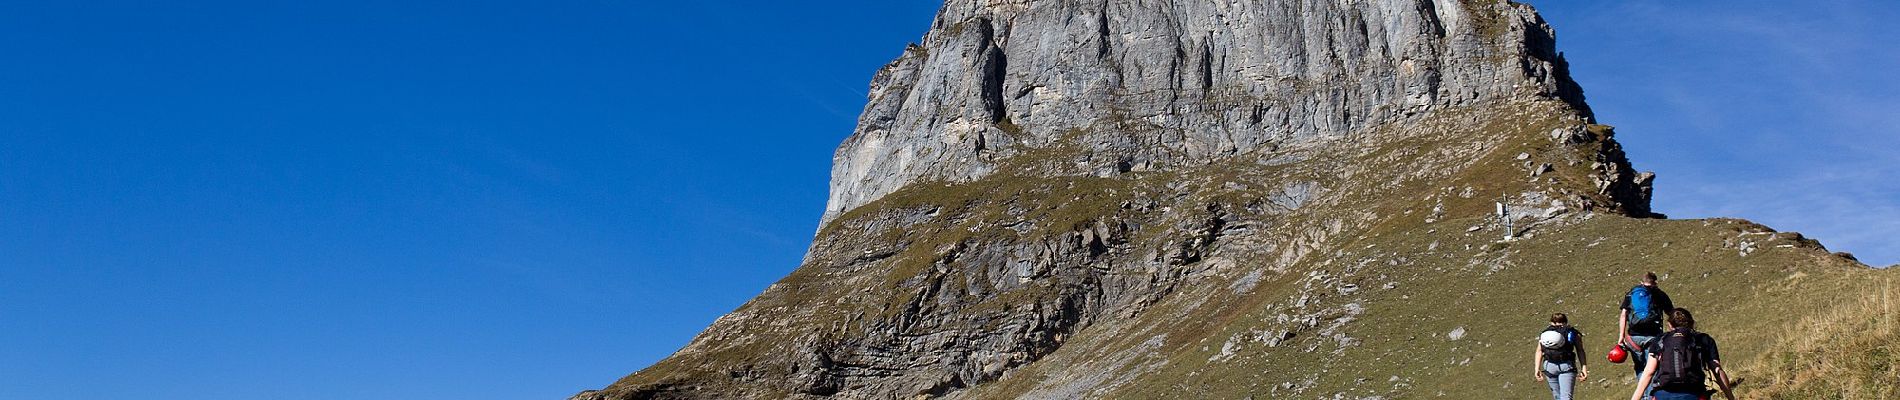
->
580, 94, 1894, 399
938, 133, 1893, 399
935, 101, 1893, 399
1743, 274, 1898, 400
988, 215, 1887, 399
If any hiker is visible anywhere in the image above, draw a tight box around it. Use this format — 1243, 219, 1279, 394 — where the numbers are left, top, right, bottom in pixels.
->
1534, 313, 1589, 400
1619, 272, 1674, 379
1629, 308, 1735, 400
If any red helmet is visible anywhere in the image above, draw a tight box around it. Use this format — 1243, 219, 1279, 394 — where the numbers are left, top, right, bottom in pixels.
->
1607, 345, 1628, 363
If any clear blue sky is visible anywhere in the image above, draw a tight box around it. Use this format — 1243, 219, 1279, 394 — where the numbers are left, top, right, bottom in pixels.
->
0, 1, 1892, 399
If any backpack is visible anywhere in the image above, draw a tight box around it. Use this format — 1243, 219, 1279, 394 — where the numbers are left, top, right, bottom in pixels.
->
1651, 329, 1709, 390
1628, 286, 1662, 326
1541, 326, 1580, 363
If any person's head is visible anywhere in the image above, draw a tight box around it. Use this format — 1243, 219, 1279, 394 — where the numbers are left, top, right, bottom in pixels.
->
1641, 272, 1658, 286
1668, 308, 1696, 330
1549, 313, 1568, 327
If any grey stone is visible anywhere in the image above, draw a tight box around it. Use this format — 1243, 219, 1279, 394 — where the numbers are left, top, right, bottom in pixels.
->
823, 0, 1592, 224
571, 1, 1670, 399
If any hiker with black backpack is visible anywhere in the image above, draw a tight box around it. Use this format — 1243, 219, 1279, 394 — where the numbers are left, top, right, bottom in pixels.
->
1629, 308, 1735, 400
1619, 272, 1674, 382
1533, 313, 1589, 400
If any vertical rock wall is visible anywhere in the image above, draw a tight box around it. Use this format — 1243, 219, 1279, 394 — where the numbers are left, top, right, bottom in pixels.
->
825, 0, 1590, 223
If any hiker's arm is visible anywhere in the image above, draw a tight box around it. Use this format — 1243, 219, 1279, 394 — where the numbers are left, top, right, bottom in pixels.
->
1618, 309, 1632, 346
1576, 335, 1588, 365
1629, 356, 1658, 400
1576, 336, 1590, 380
1533, 344, 1545, 380
1712, 360, 1737, 400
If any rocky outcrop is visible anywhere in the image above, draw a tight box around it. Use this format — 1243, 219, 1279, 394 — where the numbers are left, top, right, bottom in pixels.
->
571, 1, 1691, 399
574, 177, 1227, 399
575, 97, 1662, 399
825, 0, 1594, 223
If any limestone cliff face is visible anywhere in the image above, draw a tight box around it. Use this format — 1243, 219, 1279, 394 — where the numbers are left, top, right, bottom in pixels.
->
825, 0, 1597, 224
569, 1, 1719, 399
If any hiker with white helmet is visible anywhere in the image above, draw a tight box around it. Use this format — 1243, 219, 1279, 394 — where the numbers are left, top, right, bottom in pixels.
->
1534, 313, 1589, 400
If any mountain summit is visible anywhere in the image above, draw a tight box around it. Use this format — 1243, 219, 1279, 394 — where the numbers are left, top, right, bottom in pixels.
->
823, 0, 1618, 224
576, 1, 1894, 399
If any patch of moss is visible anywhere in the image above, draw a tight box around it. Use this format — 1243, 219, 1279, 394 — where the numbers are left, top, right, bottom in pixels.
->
994, 116, 1025, 137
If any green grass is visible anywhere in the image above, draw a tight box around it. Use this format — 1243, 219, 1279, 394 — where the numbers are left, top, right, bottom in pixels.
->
970, 211, 1885, 400
993, 116, 1024, 137
587, 98, 1895, 400
1743, 275, 1899, 399
949, 100, 1889, 399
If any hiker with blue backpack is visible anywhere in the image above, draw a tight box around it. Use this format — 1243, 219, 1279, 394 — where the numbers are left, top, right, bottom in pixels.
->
1619, 272, 1674, 383
1533, 313, 1589, 400
1628, 308, 1736, 400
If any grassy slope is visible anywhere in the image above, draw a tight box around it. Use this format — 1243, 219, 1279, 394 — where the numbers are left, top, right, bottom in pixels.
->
948, 100, 1895, 399
596, 97, 1894, 399
966, 212, 1891, 399
1286, 215, 1888, 400
1743, 272, 1898, 399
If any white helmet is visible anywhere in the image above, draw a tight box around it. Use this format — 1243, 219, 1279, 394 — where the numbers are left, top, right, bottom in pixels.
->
1539, 330, 1566, 349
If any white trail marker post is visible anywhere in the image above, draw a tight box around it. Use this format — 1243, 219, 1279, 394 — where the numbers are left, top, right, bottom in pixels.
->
1497, 201, 1514, 241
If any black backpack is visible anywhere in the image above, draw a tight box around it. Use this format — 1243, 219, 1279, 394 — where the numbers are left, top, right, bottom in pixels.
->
1541, 326, 1579, 363
1651, 329, 1709, 390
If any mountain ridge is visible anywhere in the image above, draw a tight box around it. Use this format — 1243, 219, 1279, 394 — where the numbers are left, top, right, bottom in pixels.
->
823, 0, 1614, 224
573, 1, 1893, 399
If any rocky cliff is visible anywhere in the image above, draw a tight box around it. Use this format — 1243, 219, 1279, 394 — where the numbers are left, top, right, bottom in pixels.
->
824, 0, 1613, 224
574, 1, 1889, 399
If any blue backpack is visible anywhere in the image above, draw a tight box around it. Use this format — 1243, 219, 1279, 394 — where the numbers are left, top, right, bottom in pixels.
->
1628, 286, 1661, 325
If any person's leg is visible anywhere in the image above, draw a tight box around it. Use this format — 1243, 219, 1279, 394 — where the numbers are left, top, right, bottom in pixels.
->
1630, 336, 1656, 373
1545, 371, 1561, 399
1544, 361, 1564, 400
1556, 368, 1576, 400
1543, 361, 1576, 400
1630, 335, 1657, 397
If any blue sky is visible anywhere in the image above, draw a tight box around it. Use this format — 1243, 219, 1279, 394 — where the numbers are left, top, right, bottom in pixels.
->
1536, 1, 1900, 267
0, 1, 1892, 399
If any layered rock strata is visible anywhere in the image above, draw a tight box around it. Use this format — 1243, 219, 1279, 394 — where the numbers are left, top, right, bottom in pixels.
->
569, 1, 1695, 399
826, 0, 1605, 223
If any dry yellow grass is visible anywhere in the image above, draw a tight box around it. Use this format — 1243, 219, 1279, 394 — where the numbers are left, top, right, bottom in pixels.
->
1740, 276, 1898, 400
